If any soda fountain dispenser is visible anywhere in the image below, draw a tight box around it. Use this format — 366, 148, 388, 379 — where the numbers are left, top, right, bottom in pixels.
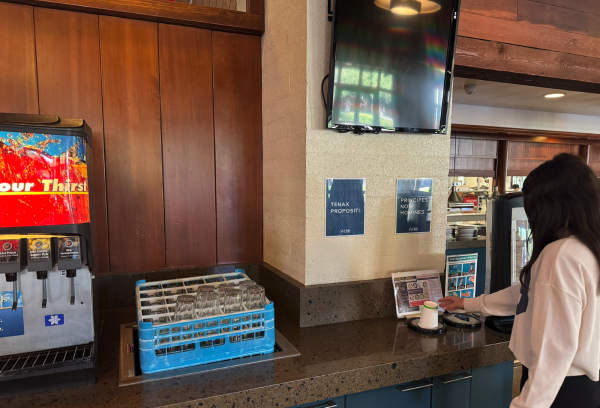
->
484, 192, 530, 333
0, 113, 97, 397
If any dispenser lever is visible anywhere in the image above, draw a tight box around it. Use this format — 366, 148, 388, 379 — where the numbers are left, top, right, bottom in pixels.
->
66, 270, 76, 305
12, 281, 18, 311
70, 278, 75, 305
4, 273, 19, 311
37, 270, 48, 308
42, 279, 47, 308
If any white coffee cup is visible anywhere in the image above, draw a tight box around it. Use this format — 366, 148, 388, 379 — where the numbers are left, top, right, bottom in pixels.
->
419, 301, 439, 329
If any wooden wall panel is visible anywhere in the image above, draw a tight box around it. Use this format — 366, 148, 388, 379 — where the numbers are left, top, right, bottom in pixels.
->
588, 145, 600, 175
213, 31, 262, 264
34, 8, 110, 274
99, 16, 165, 273
0, 3, 38, 114
5, 0, 264, 35
247, 0, 263, 14
449, 138, 497, 177
159, 24, 217, 268
507, 142, 579, 176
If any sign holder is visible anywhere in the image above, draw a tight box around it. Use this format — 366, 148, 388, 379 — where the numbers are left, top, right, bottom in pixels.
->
324, 178, 366, 237
395, 178, 432, 234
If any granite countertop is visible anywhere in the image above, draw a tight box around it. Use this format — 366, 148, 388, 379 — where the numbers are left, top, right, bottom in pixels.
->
7, 308, 513, 408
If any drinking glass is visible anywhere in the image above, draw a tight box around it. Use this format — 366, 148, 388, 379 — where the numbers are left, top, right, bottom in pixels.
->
141, 298, 165, 307
164, 288, 185, 296
197, 285, 216, 293
174, 295, 195, 322
216, 283, 235, 305
223, 289, 243, 314
245, 285, 267, 310
198, 292, 221, 318
195, 286, 216, 310
142, 306, 168, 316
239, 280, 256, 288
238, 280, 257, 305
140, 290, 162, 299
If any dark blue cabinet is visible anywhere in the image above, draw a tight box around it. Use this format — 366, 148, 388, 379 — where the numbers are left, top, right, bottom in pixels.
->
391, 379, 433, 408
470, 361, 513, 408
291, 396, 345, 408
289, 362, 512, 408
346, 386, 391, 408
432, 370, 472, 408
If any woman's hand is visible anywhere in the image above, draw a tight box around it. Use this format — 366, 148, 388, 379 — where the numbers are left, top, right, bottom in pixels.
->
438, 296, 465, 311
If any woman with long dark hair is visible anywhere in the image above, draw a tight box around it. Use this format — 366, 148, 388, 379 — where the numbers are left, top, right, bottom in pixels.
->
440, 153, 600, 408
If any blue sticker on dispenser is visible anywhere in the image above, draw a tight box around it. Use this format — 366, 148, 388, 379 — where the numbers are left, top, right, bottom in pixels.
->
45, 314, 65, 326
0, 291, 25, 338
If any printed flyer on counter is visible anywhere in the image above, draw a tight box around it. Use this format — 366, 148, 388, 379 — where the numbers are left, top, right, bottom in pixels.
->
392, 270, 444, 318
445, 253, 477, 299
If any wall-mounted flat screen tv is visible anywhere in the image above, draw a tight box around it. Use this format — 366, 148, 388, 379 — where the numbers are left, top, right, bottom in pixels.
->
327, 0, 461, 134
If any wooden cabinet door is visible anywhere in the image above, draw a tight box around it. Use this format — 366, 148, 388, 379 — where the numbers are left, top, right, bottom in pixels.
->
432, 370, 472, 408
0, 3, 38, 114
159, 23, 217, 268
213, 32, 263, 264
34, 8, 110, 274
99, 16, 166, 273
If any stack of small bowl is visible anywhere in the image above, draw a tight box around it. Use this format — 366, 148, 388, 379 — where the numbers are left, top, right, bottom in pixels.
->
456, 225, 477, 240
446, 225, 455, 240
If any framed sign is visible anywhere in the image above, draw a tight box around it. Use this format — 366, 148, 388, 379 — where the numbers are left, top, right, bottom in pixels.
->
325, 178, 365, 237
396, 178, 432, 234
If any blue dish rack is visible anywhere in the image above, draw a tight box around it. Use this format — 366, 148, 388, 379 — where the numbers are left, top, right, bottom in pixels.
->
135, 271, 275, 374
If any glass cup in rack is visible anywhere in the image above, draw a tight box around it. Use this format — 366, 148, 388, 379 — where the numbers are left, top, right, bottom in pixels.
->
245, 285, 267, 310
224, 289, 243, 314
174, 295, 195, 322
197, 292, 221, 318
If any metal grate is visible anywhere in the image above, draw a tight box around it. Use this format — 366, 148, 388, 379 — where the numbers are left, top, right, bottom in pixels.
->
0, 343, 93, 374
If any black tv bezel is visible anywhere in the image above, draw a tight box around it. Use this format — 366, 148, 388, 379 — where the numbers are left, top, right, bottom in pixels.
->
326, 0, 462, 134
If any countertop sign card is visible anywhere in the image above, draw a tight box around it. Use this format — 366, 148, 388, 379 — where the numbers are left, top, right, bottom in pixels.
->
396, 178, 432, 234
392, 270, 444, 318
325, 178, 366, 237
445, 253, 478, 299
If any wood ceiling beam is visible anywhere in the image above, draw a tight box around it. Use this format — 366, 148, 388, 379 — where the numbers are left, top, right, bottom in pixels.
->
454, 36, 600, 94
452, 124, 600, 145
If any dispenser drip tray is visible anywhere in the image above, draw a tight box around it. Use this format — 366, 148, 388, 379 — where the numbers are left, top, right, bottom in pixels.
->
407, 318, 447, 335
0, 343, 95, 398
119, 323, 300, 386
443, 312, 482, 329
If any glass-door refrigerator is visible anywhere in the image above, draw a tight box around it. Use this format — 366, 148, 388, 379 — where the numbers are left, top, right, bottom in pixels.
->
485, 193, 531, 333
